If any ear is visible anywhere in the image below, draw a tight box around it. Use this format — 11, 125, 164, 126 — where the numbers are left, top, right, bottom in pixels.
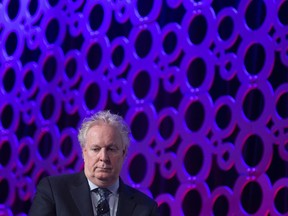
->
82, 146, 86, 159
122, 147, 127, 157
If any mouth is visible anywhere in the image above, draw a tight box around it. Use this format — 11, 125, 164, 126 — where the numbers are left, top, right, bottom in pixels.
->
96, 167, 111, 172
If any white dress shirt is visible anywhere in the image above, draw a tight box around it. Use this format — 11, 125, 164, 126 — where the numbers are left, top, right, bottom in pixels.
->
88, 179, 119, 216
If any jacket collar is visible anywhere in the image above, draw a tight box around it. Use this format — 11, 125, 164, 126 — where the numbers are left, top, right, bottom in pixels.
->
70, 171, 94, 216
116, 179, 137, 216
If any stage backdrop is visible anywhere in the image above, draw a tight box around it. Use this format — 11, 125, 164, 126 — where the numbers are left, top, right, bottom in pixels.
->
0, 0, 288, 215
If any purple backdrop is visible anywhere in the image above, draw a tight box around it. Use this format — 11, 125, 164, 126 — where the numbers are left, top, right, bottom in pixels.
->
0, 0, 288, 215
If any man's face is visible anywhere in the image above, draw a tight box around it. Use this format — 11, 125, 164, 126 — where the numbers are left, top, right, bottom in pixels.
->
83, 123, 126, 187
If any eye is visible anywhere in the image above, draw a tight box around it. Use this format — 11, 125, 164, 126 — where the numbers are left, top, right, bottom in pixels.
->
91, 147, 101, 152
108, 146, 118, 152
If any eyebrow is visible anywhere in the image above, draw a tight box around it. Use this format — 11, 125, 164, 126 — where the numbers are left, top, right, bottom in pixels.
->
90, 143, 119, 147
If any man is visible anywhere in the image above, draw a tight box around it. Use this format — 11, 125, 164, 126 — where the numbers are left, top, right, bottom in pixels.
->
29, 110, 159, 216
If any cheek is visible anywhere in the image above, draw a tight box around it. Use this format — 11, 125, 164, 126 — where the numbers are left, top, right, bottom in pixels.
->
84, 151, 97, 165
113, 156, 124, 168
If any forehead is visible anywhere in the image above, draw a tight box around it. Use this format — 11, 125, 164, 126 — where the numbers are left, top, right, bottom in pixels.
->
86, 124, 121, 142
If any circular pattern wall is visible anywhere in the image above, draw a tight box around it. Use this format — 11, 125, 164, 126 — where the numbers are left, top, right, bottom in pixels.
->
0, 0, 288, 215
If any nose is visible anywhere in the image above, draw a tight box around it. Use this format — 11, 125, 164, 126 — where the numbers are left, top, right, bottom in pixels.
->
99, 148, 108, 161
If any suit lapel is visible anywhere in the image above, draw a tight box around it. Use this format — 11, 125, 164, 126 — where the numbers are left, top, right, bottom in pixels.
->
116, 180, 137, 216
70, 172, 94, 216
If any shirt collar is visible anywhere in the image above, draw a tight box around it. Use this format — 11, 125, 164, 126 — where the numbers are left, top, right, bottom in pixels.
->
87, 178, 119, 195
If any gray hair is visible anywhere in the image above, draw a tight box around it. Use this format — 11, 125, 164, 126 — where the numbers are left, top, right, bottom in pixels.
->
78, 110, 131, 149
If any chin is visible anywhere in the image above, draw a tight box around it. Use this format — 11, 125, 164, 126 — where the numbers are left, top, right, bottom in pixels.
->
96, 173, 111, 180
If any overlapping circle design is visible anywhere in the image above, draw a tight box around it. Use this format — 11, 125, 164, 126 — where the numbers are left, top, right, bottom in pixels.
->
0, 0, 288, 215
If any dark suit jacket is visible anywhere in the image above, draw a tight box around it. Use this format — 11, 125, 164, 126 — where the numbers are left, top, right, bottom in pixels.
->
29, 171, 159, 216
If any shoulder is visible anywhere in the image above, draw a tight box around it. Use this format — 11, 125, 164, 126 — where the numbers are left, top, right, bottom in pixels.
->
38, 171, 85, 189
120, 181, 157, 206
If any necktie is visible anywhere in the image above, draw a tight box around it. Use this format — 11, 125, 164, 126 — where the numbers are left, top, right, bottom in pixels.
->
96, 188, 110, 216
